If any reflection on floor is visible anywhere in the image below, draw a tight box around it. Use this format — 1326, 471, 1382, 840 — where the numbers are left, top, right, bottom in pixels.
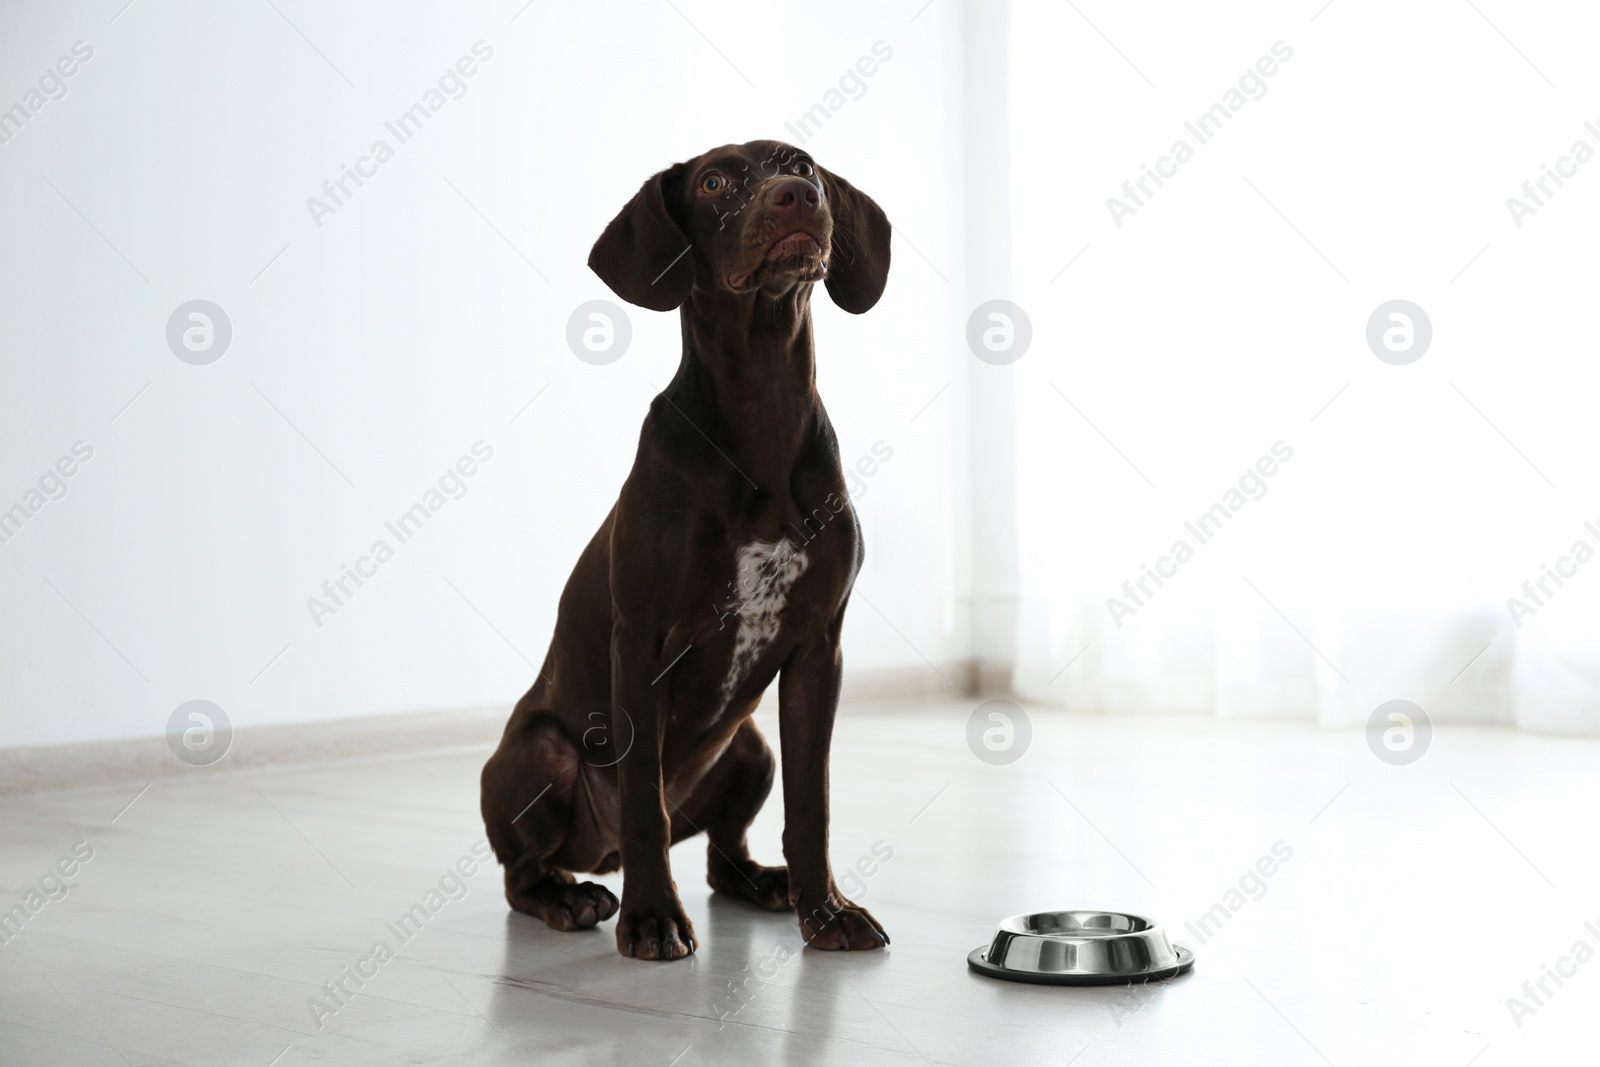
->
1, 700, 1595, 1065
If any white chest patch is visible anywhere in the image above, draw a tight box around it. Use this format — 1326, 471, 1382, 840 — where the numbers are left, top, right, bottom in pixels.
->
717, 539, 808, 711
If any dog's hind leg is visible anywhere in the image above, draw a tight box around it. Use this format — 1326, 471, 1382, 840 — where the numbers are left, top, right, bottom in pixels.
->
481, 712, 619, 931
673, 718, 790, 912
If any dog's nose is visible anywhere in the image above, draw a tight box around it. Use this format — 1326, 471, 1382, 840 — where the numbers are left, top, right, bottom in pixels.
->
767, 176, 820, 213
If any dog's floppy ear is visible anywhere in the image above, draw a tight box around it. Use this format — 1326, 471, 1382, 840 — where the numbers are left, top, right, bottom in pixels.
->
588, 163, 694, 312
820, 167, 891, 314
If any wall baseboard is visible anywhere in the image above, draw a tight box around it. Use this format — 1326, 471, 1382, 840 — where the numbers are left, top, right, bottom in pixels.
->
0, 706, 508, 799
837, 659, 1012, 705
0, 661, 1012, 798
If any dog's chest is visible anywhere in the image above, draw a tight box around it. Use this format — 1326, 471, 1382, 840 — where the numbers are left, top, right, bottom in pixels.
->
713, 538, 808, 709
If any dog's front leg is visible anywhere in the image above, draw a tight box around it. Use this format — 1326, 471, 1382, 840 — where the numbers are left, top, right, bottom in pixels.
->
778, 635, 890, 951
612, 619, 697, 960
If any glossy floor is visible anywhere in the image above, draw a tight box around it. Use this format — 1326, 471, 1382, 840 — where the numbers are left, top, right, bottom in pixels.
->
2, 701, 1596, 1065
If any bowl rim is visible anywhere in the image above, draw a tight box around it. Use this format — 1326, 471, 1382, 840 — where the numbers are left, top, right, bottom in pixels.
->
994, 909, 1160, 937
967, 942, 1195, 986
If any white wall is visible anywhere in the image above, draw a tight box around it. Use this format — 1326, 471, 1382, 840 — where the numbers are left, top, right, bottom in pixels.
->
0, 0, 985, 746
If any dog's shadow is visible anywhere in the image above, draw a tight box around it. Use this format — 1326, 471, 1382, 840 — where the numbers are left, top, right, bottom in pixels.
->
702, 892, 895, 1063
479, 891, 889, 1060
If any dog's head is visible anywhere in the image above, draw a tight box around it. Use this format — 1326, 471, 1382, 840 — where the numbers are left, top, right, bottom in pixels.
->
589, 140, 890, 314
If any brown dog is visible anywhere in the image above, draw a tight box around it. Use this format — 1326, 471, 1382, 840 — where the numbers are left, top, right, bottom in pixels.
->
480, 141, 891, 960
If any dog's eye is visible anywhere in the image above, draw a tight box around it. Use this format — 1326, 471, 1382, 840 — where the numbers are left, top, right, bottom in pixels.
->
700, 173, 726, 194
793, 161, 814, 176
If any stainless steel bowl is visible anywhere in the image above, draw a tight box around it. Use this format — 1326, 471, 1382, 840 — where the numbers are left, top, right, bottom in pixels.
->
967, 910, 1195, 986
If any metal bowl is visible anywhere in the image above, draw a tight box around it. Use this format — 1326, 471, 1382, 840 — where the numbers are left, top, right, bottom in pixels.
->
967, 910, 1195, 986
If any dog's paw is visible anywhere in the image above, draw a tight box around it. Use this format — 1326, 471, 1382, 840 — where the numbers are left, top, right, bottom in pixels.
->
510, 879, 618, 932
797, 896, 889, 951
707, 852, 791, 912
616, 894, 698, 960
